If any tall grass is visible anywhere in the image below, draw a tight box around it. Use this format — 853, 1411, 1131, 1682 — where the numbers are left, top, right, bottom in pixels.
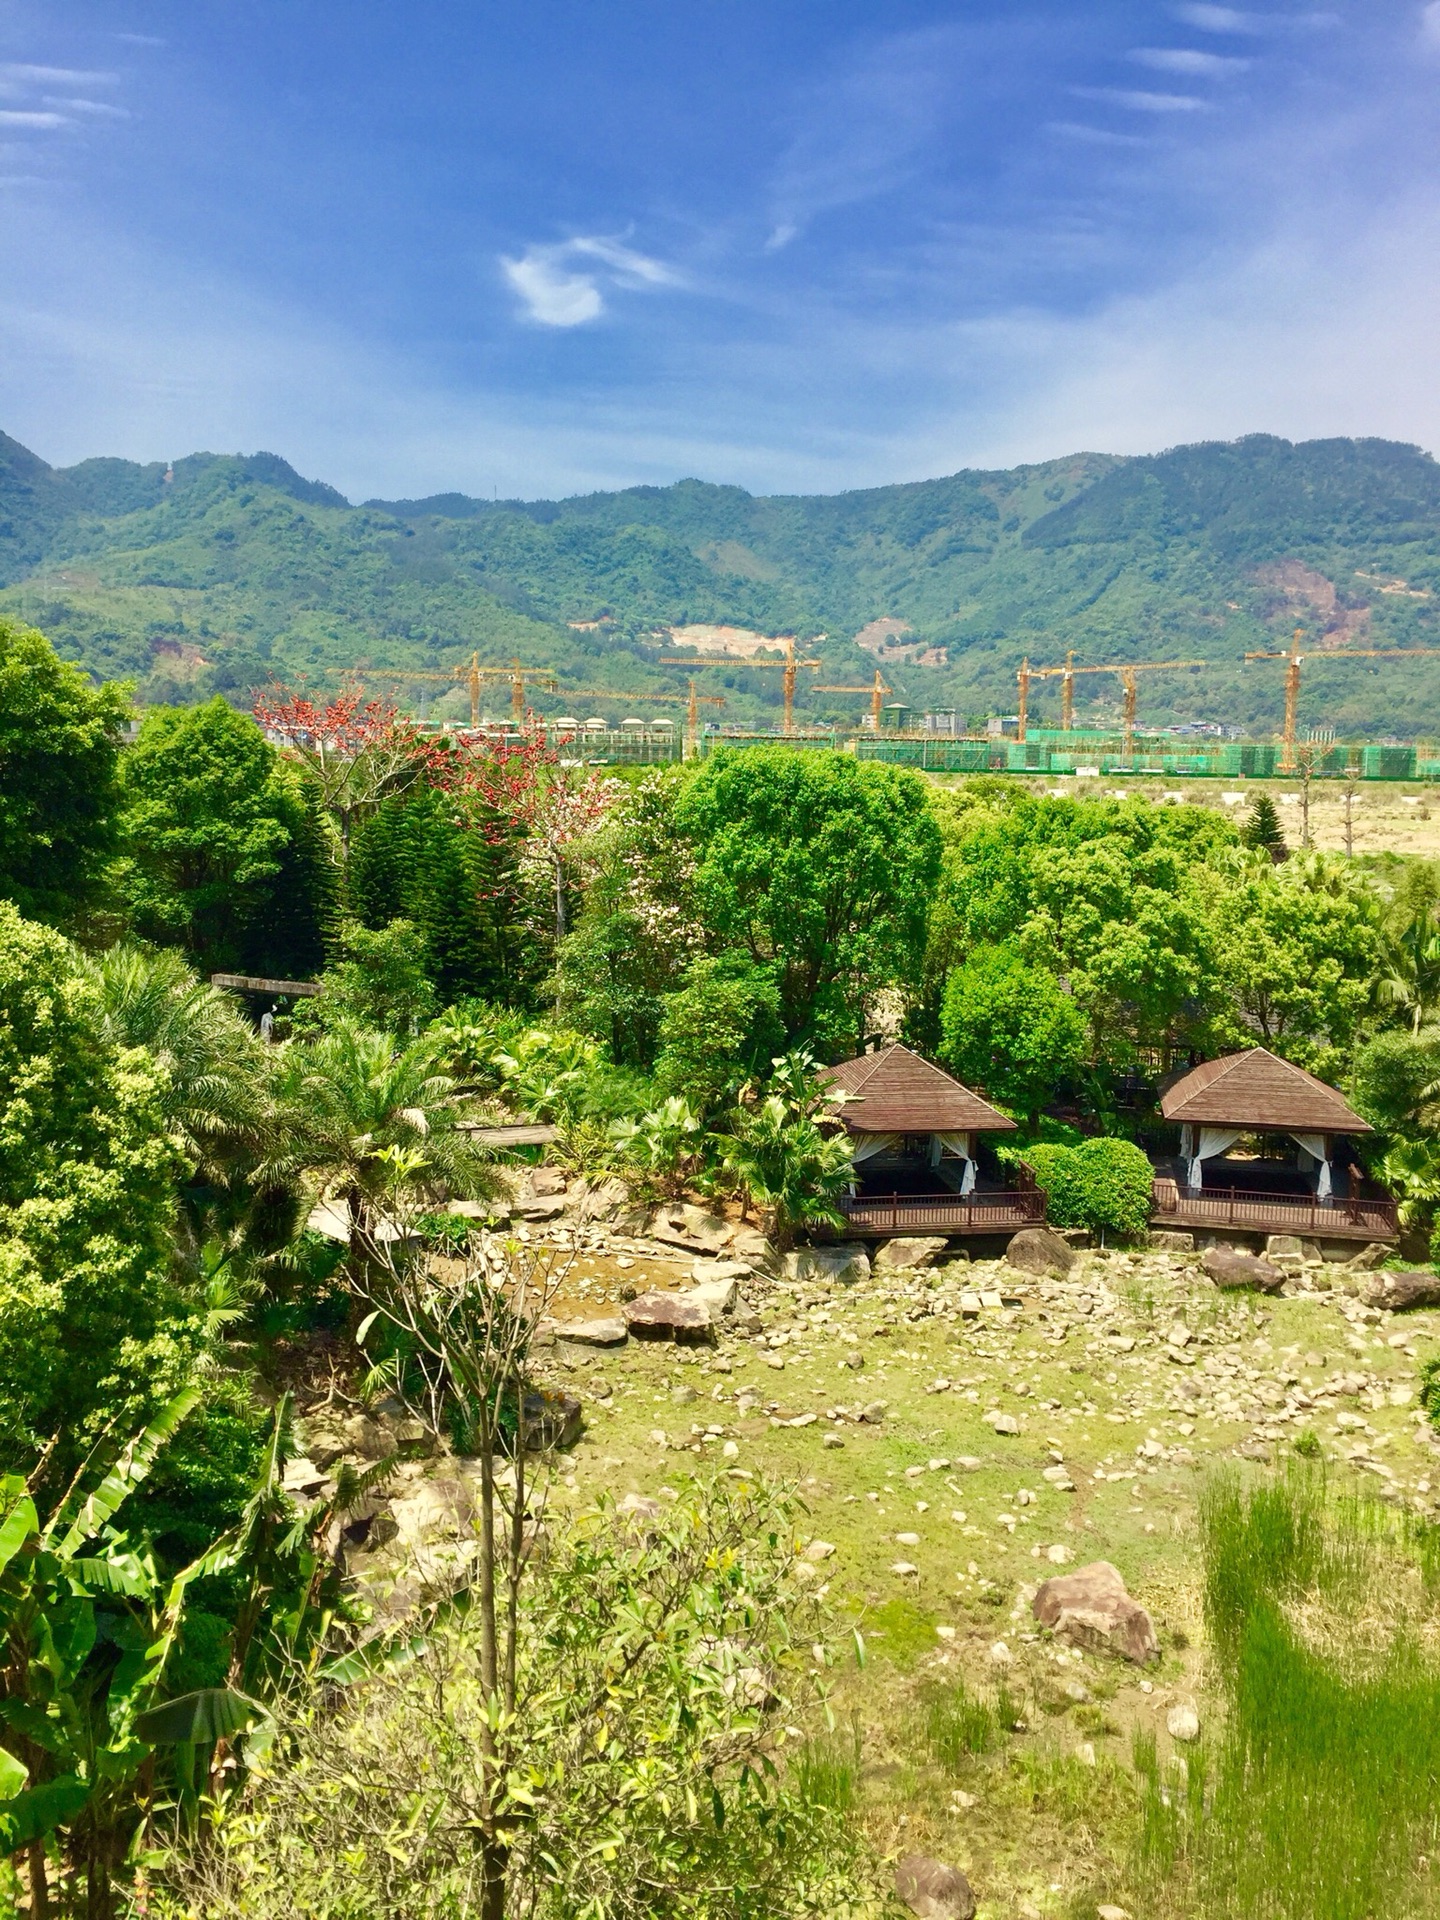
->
1137, 1467, 1440, 1919
922, 1679, 1019, 1770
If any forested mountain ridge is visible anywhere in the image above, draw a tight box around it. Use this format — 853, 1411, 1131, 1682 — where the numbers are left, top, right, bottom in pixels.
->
4, 427, 1440, 735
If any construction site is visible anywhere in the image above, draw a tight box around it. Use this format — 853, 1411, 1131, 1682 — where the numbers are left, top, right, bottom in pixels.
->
361, 631, 1440, 783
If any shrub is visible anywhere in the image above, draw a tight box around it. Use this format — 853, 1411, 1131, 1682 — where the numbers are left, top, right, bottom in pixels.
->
1017, 1135, 1153, 1241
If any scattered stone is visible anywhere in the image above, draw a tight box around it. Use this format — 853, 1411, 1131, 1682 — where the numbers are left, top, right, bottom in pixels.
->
894, 1855, 976, 1920
1346, 1242, 1390, 1271
785, 1243, 871, 1285
1265, 1234, 1304, 1260
1032, 1560, 1159, 1665
623, 1292, 714, 1342
510, 1195, 566, 1222
859, 1401, 888, 1424
1096, 1907, 1131, 1920
989, 1640, 1013, 1665
617, 1493, 664, 1525
840, 1350, 864, 1370
281, 1456, 328, 1495
984, 1410, 1021, 1435
1167, 1704, 1201, 1743
730, 1226, 778, 1269
520, 1388, 583, 1451
1046, 1543, 1072, 1565
802, 1539, 836, 1562
1042, 1465, 1076, 1491
1201, 1247, 1284, 1294
649, 1206, 732, 1255
874, 1236, 949, 1272
1005, 1227, 1076, 1278
891, 1561, 919, 1577
689, 1277, 740, 1316
529, 1167, 568, 1196
822, 1433, 845, 1449
1149, 1230, 1195, 1253
555, 1316, 628, 1348
1365, 1270, 1440, 1312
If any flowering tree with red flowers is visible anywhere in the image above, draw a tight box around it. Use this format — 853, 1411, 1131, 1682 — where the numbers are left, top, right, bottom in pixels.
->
253, 681, 425, 868
425, 730, 617, 944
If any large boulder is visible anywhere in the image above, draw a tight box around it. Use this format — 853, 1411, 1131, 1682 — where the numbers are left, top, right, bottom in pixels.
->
1032, 1560, 1159, 1665
553, 1316, 628, 1347
1005, 1227, 1076, 1278
648, 1205, 733, 1255
689, 1277, 740, 1316
623, 1291, 714, 1342
1202, 1247, 1284, 1294
730, 1226, 778, 1270
894, 1855, 977, 1920
1365, 1269, 1440, 1312
520, 1388, 584, 1450
785, 1243, 872, 1284
874, 1236, 948, 1272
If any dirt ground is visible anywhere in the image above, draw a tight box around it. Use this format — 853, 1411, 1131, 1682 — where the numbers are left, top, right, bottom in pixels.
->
1058, 777, 1440, 861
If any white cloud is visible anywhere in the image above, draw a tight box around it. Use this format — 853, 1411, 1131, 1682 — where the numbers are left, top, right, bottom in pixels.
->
500, 236, 679, 327
1046, 120, 1152, 146
1130, 48, 1251, 74
1421, 3, 1440, 51
0, 64, 115, 86
1071, 86, 1210, 112
1171, 4, 1263, 28
43, 98, 129, 118
0, 110, 67, 128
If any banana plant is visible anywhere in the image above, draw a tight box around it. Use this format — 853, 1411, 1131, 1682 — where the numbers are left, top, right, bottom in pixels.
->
0, 1391, 269, 1919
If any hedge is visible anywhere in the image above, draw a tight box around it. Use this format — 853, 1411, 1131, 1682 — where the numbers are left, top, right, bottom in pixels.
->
1016, 1136, 1154, 1241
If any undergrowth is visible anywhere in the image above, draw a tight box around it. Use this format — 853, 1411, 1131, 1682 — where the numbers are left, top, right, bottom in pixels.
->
1134, 1466, 1440, 1920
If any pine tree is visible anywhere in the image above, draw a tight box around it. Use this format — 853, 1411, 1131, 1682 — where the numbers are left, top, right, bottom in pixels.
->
1242, 791, 1287, 860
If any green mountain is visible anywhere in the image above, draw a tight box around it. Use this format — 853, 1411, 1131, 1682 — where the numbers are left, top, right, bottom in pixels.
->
4, 428, 1440, 738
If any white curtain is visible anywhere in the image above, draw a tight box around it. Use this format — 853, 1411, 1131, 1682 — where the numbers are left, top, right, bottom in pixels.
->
850, 1132, 902, 1165
1291, 1132, 1333, 1200
1182, 1125, 1242, 1191
933, 1131, 976, 1195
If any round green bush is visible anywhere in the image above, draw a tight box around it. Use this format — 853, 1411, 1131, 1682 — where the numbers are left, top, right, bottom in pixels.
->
1021, 1135, 1154, 1241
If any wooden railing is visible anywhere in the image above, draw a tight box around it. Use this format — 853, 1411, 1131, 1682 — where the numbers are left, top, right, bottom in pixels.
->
839, 1189, 1048, 1236
1151, 1179, 1398, 1240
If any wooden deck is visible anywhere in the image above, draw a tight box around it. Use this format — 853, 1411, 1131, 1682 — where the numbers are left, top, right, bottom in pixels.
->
839, 1189, 1047, 1238
1150, 1179, 1398, 1242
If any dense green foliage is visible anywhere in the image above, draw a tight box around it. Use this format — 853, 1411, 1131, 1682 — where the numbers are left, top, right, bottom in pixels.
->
676, 748, 941, 1052
7, 428, 1440, 734
0, 905, 195, 1459
117, 697, 329, 974
0, 616, 127, 927
938, 942, 1088, 1121
1013, 1137, 1155, 1240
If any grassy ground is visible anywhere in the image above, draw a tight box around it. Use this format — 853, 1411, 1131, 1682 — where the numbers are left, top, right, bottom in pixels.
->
523, 1237, 1440, 1918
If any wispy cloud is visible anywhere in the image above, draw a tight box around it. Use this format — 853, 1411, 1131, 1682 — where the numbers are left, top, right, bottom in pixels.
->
1421, 3, 1440, 53
500, 235, 680, 327
0, 64, 116, 87
0, 110, 67, 129
1171, 4, 1265, 28
44, 97, 129, 119
1046, 121, 1152, 146
1131, 48, 1251, 74
1072, 86, 1211, 112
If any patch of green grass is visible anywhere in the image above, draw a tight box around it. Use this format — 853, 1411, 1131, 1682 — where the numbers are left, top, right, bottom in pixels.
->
864, 1596, 940, 1667
921, 1679, 1019, 1768
1137, 1469, 1440, 1920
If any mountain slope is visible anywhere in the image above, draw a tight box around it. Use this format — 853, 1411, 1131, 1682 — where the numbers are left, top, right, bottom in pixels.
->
3, 431, 1440, 737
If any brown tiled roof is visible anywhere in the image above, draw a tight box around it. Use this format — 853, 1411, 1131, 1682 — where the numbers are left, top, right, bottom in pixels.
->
822, 1044, 1016, 1135
1159, 1048, 1370, 1134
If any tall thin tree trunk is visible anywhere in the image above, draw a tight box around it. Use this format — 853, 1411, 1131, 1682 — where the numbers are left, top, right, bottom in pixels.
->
27, 1842, 49, 1920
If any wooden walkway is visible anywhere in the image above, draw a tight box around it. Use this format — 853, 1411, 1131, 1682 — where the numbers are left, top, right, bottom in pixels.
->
1150, 1179, 1398, 1242
838, 1190, 1046, 1238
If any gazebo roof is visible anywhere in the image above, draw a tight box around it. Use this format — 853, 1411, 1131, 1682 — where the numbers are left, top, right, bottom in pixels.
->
1159, 1048, 1371, 1135
823, 1044, 1016, 1136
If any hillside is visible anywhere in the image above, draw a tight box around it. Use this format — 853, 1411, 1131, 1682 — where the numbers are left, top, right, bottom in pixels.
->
4, 429, 1440, 736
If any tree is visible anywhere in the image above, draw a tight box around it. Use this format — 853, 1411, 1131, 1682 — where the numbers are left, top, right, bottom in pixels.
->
710, 1053, 855, 1246
1013, 1136, 1154, 1240
252, 682, 423, 872
0, 905, 198, 1463
675, 748, 941, 1052
1242, 792, 1287, 860
292, 918, 439, 1037
0, 618, 128, 928
938, 943, 1088, 1125
268, 1020, 498, 1289
116, 699, 327, 974
1211, 855, 1380, 1070
653, 953, 785, 1116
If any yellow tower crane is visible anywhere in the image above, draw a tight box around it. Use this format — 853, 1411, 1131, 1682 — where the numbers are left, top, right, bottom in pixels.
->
661, 635, 822, 733
813, 669, 894, 732
1021, 656, 1208, 755
363, 653, 560, 727
1245, 627, 1440, 771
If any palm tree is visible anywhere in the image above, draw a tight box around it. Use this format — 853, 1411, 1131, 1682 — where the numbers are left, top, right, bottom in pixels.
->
1378, 901, 1440, 1034
83, 943, 267, 1173
268, 1018, 501, 1283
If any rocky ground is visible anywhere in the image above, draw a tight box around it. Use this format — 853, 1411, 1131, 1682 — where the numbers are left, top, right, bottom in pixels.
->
288, 1175, 1440, 1919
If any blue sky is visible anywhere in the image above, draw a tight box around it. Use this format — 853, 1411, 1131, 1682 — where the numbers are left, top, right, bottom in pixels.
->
1, 1, 1438, 499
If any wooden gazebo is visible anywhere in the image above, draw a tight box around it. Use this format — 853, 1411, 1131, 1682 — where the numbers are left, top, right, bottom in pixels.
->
1152, 1047, 1396, 1242
822, 1045, 1044, 1237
